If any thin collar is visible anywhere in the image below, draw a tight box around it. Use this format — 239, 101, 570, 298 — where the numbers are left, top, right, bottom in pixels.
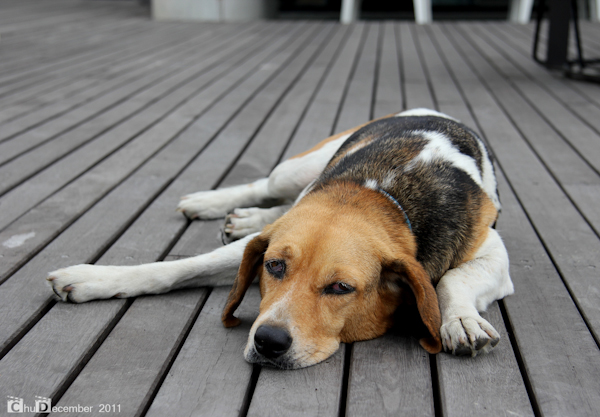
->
376, 187, 413, 232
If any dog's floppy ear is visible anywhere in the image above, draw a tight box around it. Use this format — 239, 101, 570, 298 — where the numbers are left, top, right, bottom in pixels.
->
221, 232, 270, 328
386, 257, 442, 354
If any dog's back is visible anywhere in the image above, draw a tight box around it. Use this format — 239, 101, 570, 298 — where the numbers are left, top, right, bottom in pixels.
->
309, 115, 500, 282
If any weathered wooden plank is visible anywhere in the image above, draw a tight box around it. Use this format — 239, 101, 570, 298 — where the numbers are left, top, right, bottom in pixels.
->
0, 1, 130, 35
430, 23, 600, 417
0, 19, 150, 79
493, 22, 600, 108
0, 23, 256, 155
0, 23, 222, 128
0, 300, 131, 417
335, 23, 378, 131
0, 18, 195, 89
476, 22, 600, 158
248, 348, 345, 417
3, 4, 120, 39
398, 24, 435, 109
498, 167, 600, 417
144, 287, 260, 417
347, 334, 434, 417
457, 23, 600, 237
0, 3, 150, 71
0, 23, 283, 230
0, 19, 146, 81
460, 24, 600, 176
52, 290, 210, 417
0, 25, 226, 143
282, 23, 366, 159
0, 22, 160, 97
372, 22, 403, 119
413, 25, 464, 112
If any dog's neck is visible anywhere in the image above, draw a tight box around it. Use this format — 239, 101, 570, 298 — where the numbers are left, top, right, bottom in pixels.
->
373, 186, 412, 232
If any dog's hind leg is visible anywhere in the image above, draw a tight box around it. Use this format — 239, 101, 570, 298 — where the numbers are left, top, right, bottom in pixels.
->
47, 233, 258, 303
176, 131, 357, 220
436, 228, 514, 357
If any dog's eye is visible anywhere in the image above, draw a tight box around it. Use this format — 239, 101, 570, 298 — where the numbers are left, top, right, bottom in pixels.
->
323, 282, 355, 295
265, 259, 286, 279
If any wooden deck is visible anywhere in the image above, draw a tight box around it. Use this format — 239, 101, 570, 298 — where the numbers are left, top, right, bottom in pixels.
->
1, 1, 600, 416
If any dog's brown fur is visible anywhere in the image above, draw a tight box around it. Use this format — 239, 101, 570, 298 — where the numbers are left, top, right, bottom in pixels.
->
223, 181, 443, 355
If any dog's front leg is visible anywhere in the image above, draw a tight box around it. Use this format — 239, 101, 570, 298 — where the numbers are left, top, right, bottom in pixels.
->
47, 233, 258, 303
436, 228, 514, 356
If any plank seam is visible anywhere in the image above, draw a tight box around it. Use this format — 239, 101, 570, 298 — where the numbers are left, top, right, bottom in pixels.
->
409, 24, 439, 111
497, 300, 543, 417
238, 364, 262, 417
394, 24, 408, 111
42, 299, 134, 413
331, 23, 368, 135
370, 23, 384, 121
338, 343, 353, 417
0, 299, 55, 361
138, 288, 214, 417
272, 25, 352, 168
429, 355, 443, 417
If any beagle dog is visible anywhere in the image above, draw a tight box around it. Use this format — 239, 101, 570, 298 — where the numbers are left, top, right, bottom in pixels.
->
48, 109, 514, 369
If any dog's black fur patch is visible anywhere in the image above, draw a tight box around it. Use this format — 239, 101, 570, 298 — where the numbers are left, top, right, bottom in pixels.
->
310, 116, 495, 283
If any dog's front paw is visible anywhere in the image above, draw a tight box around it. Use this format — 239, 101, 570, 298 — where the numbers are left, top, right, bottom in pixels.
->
47, 265, 129, 303
440, 315, 500, 357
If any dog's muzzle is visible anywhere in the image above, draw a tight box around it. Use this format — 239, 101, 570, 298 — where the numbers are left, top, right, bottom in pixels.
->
253, 325, 293, 359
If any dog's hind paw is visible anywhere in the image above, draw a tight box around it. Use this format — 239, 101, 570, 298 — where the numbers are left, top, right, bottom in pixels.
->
177, 182, 270, 220
177, 190, 232, 220
440, 315, 500, 357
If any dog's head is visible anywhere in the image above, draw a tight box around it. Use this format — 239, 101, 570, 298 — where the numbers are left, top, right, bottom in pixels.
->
221, 183, 442, 369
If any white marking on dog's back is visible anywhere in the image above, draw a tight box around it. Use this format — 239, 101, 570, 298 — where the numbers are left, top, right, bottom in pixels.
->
406, 131, 483, 187
364, 179, 379, 190
3, 232, 35, 248
476, 139, 501, 210
396, 108, 459, 122
345, 139, 372, 157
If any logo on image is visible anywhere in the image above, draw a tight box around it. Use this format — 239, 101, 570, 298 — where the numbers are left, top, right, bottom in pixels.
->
7, 396, 51, 413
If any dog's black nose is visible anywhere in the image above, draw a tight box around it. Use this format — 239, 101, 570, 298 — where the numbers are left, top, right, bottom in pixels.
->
254, 325, 292, 359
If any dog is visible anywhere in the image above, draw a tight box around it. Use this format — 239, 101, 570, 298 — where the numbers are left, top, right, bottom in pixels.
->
47, 108, 514, 369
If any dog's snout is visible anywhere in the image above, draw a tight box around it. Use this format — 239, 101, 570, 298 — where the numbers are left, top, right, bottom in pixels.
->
254, 325, 292, 359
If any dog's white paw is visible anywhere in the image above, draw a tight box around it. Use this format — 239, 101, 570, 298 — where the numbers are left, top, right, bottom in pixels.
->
47, 264, 132, 303
177, 190, 233, 220
440, 315, 500, 357
224, 208, 270, 240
